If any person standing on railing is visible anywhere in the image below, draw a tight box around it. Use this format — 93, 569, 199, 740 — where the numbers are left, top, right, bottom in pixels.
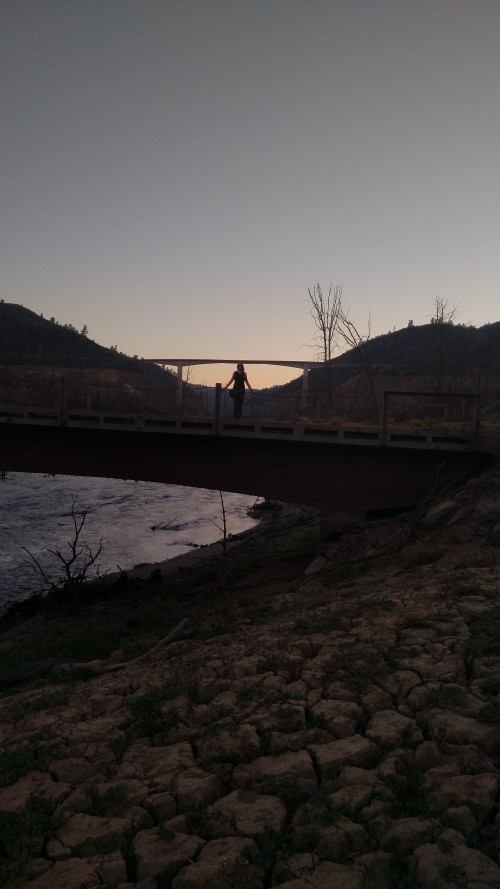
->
223, 363, 253, 419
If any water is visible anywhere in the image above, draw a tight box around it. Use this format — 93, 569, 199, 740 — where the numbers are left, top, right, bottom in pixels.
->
0, 473, 260, 612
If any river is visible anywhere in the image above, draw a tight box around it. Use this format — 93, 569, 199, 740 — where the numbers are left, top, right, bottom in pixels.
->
0, 472, 260, 612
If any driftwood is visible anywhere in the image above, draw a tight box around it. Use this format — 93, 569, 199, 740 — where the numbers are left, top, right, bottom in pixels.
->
0, 618, 193, 688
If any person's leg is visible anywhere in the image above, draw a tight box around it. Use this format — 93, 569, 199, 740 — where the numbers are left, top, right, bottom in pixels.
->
234, 392, 244, 418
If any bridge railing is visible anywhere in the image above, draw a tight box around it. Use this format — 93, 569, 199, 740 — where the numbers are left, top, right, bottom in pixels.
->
0, 370, 483, 450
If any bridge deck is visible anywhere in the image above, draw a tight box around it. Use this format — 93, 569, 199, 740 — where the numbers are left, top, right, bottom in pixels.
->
0, 404, 486, 452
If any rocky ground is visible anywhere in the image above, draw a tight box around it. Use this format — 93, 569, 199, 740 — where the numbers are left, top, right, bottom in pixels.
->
1, 466, 500, 889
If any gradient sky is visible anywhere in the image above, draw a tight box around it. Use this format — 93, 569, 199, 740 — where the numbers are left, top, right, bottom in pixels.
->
1, 0, 499, 388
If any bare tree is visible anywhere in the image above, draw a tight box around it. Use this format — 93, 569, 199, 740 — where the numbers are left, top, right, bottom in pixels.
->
337, 306, 380, 422
212, 490, 228, 596
429, 295, 460, 393
307, 283, 343, 363
307, 283, 343, 418
431, 294, 458, 325
23, 497, 104, 595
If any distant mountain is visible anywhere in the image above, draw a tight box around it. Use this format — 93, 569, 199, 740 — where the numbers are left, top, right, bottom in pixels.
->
269, 321, 500, 394
0, 303, 184, 412
0, 302, 153, 370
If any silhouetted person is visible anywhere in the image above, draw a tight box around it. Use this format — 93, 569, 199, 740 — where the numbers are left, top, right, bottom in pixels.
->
223, 362, 253, 418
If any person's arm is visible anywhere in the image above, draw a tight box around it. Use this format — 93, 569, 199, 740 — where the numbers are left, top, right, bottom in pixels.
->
244, 373, 253, 393
222, 373, 235, 391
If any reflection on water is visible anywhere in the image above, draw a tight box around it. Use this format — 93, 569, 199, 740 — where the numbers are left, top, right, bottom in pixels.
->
0, 473, 259, 610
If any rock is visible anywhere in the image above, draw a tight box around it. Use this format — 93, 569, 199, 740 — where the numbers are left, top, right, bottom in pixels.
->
423, 500, 457, 526
380, 817, 437, 853
274, 860, 364, 888
427, 773, 499, 824
206, 788, 287, 837
421, 709, 500, 755
308, 735, 378, 782
133, 829, 205, 883
115, 741, 195, 789
232, 750, 317, 800
413, 842, 500, 888
309, 698, 364, 736
173, 768, 221, 812
196, 722, 261, 764
0, 772, 72, 813
365, 709, 417, 746
171, 836, 264, 889
55, 813, 130, 857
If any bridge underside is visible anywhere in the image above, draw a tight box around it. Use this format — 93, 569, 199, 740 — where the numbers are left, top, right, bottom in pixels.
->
1, 425, 491, 537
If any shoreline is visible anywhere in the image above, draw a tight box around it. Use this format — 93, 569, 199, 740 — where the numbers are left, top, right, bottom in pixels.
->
102, 524, 261, 584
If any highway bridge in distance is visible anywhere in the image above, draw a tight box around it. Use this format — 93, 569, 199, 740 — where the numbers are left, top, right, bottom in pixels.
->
1, 394, 496, 537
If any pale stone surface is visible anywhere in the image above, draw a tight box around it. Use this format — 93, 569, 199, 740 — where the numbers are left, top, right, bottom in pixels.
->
413, 842, 500, 888
115, 741, 195, 788
232, 750, 317, 797
173, 767, 221, 812
206, 788, 287, 837
55, 812, 130, 857
380, 817, 437, 853
422, 709, 500, 755
133, 830, 205, 882
0, 771, 72, 813
427, 773, 499, 824
275, 860, 364, 888
197, 722, 260, 763
365, 709, 417, 746
308, 735, 378, 780
171, 836, 264, 889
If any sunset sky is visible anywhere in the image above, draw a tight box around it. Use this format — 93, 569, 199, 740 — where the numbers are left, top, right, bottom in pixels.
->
1, 0, 499, 388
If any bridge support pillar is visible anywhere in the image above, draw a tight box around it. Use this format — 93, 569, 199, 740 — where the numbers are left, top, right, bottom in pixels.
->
302, 366, 310, 410
176, 364, 183, 410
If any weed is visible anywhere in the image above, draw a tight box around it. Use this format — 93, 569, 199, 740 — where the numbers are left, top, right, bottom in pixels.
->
478, 703, 500, 724
307, 711, 329, 730
338, 647, 390, 690
0, 735, 60, 787
157, 823, 176, 842
390, 852, 420, 889
0, 796, 63, 885
383, 761, 428, 819
109, 733, 132, 762
467, 612, 500, 660
293, 608, 356, 633
185, 804, 209, 837
256, 653, 299, 677
418, 685, 467, 710
236, 683, 256, 705
208, 598, 241, 637
296, 790, 343, 826
7, 688, 71, 722
481, 678, 500, 695
247, 824, 295, 871
128, 684, 179, 739
258, 777, 305, 813
90, 784, 127, 816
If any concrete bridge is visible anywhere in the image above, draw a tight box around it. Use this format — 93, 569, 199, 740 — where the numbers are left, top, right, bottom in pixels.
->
149, 357, 324, 405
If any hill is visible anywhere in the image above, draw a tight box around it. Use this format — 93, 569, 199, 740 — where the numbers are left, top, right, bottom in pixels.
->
254, 320, 500, 424
0, 303, 187, 413
2, 302, 500, 423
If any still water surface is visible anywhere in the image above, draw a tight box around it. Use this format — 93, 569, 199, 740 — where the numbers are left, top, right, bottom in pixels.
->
0, 472, 259, 611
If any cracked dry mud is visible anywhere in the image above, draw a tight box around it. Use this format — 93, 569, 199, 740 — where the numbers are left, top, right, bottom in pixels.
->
1, 469, 500, 888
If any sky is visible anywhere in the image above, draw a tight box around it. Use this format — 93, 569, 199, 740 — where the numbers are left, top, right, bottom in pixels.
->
1, 0, 499, 389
